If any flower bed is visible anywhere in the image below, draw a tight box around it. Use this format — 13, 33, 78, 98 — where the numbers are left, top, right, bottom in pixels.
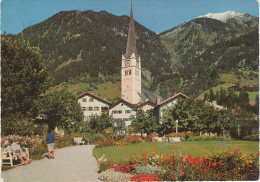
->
96, 135, 144, 148
98, 148, 259, 181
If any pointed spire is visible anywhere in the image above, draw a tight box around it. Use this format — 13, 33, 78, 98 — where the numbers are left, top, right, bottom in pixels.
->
125, 0, 137, 58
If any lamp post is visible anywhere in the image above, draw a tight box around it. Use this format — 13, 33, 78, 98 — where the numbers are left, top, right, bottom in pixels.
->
176, 120, 178, 133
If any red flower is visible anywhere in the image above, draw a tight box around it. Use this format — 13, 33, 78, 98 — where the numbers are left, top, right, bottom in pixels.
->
181, 172, 185, 176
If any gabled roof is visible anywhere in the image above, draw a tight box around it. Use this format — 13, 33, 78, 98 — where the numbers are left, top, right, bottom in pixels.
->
139, 100, 157, 107
159, 93, 190, 106
109, 99, 138, 109
78, 91, 112, 105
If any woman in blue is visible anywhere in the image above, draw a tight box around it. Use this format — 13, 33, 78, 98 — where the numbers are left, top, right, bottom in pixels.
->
46, 129, 55, 159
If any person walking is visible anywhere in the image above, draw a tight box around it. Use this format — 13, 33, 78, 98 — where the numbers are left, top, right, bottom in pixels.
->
46, 129, 55, 159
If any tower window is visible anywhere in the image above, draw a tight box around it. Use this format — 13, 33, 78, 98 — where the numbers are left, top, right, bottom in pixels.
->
125, 70, 131, 75
82, 98, 87, 102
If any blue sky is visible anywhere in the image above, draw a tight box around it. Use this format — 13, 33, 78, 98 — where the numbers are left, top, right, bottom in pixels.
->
2, 0, 259, 34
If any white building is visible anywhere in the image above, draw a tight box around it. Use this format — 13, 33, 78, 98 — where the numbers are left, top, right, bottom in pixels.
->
78, 92, 112, 121
109, 99, 138, 127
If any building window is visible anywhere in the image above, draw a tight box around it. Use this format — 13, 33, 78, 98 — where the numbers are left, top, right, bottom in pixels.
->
94, 107, 99, 111
82, 107, 86, 111
112, 110, 122, 114
89, 98, 94, 102
82, 98, 87, 102
125, 110, 131, 114
87, 107, 93, 111
101, 107, 108, 111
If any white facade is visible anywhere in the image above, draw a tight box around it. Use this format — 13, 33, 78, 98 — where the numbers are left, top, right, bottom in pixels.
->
109, 100, 137, 127
78, 92, 111, 121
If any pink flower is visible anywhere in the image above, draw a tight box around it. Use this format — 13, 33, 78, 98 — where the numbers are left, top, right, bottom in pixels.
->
181, 172, 185, 176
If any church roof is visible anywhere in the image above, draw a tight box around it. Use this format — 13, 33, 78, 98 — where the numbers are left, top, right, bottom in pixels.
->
125, 0, 138, 59
138, 89, 161, 104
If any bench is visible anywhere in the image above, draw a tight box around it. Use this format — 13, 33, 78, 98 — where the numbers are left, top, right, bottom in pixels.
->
168, 137, 181, 142
1, 148, 29, 166
74, 137, 85, 145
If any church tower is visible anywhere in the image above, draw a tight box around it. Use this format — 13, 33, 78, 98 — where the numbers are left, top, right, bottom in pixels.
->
121, 0, 142, 104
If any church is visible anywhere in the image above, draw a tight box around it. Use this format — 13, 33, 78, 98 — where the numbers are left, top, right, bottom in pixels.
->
78, 1, 189, 126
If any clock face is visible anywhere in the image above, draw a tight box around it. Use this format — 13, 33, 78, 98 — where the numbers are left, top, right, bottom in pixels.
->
136, 60, 139, 67
125, 60, 130, 66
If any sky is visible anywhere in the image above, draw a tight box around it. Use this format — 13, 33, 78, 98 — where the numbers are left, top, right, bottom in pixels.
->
1, 0, 259, 34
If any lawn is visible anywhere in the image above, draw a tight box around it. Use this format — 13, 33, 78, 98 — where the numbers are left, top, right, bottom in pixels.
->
93, 141, 259, 162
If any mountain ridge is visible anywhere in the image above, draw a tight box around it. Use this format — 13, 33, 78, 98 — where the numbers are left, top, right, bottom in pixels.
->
4, 9, 258, 100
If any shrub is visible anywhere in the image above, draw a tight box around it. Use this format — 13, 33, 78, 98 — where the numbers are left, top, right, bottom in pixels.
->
98, 169, 134, 182
134, 164, 167, 176
186, 135, 223, 141
242, 134, 259, 141
99, 161, 108, 173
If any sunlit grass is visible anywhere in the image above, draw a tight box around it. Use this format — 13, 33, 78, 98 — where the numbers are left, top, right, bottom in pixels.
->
93, 141, 259, 162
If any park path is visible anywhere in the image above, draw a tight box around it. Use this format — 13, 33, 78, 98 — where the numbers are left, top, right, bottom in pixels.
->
2, 145, 101, 182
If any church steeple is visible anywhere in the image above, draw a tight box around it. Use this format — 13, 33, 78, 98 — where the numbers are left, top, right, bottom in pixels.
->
125, 0, 137, 58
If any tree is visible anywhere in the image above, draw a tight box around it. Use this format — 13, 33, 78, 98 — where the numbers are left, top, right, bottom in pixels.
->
1, 112, 36, 136
130, 108, 158, 136
209, 89, 215, 102
254, 94, 259, 115
88, 113, 113, 134
34, 90, 83, 132
1, 34, 51, 117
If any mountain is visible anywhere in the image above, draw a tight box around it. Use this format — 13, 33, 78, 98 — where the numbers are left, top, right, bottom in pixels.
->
6, 10, 258, 100
198, 11, 254, 23
19, 10, 172, 85
157, 11, 258, 98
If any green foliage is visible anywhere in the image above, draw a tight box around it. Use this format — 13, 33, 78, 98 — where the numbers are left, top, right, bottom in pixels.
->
131, 108, 158, 136
19, 10, 172, 85
1, 112, 36, 136
161, 98, 235, 135
242, 134, 259, 141
186, 135, 223, 141
1, 34, 51, 117
88, 114, 113, 134
34, 89, 83, 132
99, 161, 108, 173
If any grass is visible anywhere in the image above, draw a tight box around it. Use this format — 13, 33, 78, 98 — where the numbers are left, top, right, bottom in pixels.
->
93, 81, 121, 102
44, 80, 121, 102
219, 73, 258, 86
197, 83, 234, 98
93, 141, 259, 162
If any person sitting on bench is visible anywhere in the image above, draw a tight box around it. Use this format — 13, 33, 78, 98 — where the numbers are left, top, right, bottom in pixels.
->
11, 138, 32, 165
82, 134, 89, 145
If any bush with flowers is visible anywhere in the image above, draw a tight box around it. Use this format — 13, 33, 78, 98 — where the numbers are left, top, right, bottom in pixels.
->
131, 174, 162, 181
96, 135, 144, 148
99, 148, 259, 181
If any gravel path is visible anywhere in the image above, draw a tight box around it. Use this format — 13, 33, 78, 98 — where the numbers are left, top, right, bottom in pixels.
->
2, 145, 101, 182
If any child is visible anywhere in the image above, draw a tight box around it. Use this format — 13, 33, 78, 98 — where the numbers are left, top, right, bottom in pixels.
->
46, 129, 56, 159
